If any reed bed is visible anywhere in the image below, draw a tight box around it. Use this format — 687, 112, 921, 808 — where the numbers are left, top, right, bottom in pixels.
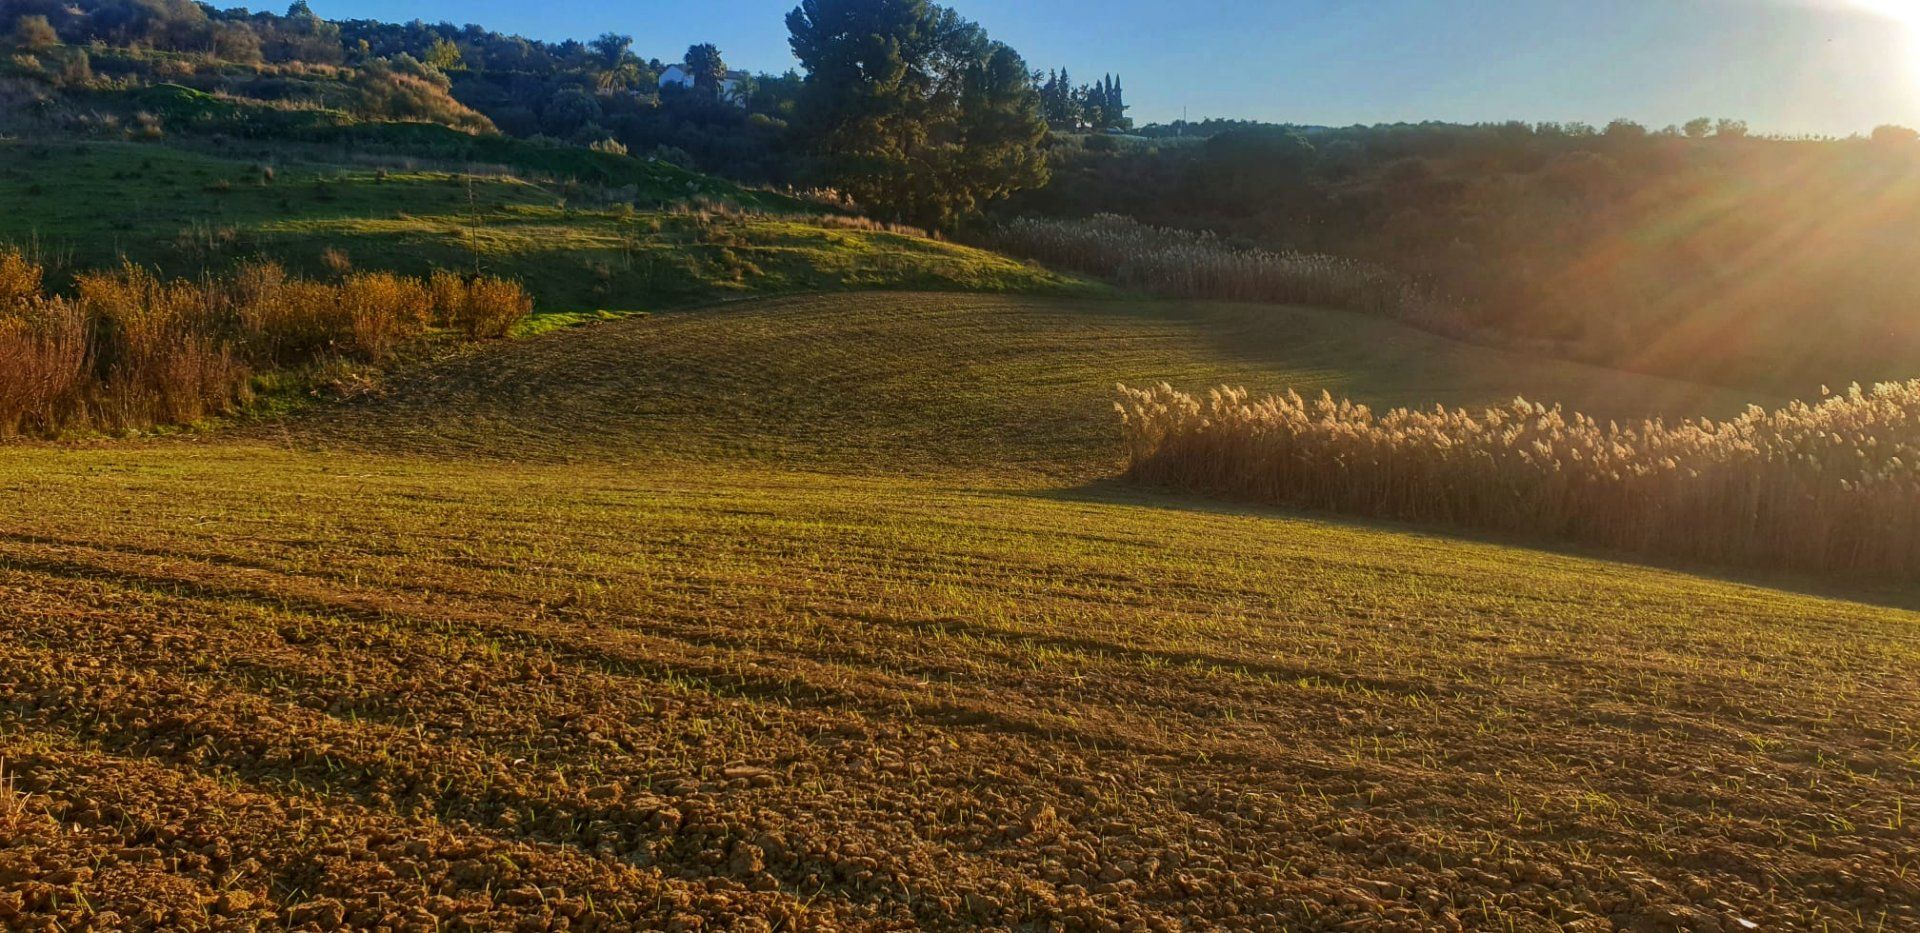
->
0, 248, 532, 436
1118, 382, 1920, 580
984, 214, 1448, 320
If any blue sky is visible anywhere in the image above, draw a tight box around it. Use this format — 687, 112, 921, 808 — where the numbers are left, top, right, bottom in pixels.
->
306, 0, 1920, 136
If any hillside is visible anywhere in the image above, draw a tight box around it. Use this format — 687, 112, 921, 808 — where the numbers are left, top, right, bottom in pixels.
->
0, 139, 1085, 313
297, 292, 1756, 471
2, 292, 1914, 930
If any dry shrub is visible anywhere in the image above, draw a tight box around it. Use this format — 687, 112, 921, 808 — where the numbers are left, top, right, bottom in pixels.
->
76, 263, 247, 428
0, 247, 43, 306
227, 261, 348, 364
338, 272, 431, 361
1118, 383, 1920, 580
320, 246, 352, 277
0, 246, 534, 437
985, 214, 1453, 323
0, 299, 86, 435
430, 270, 532, 339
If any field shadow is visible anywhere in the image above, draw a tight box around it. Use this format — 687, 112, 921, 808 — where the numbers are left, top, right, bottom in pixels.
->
1027, 477, 1920, 617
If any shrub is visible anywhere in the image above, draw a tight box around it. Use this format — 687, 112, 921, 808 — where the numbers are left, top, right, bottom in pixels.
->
0, 247, 534, 436
76, 263, 247, 427
1117, 382, 1920, 581
226, 260, 349, 365
0, 299, 86, 435
10, 15, 58, 51
319, 246, 352, 277
429, 270, 533, 339
0, 247, 43, 306
338, 271, 432, 361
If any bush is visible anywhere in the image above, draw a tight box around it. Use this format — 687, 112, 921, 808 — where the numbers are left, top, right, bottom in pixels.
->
9, 15, 58, 52
338, 271, 431, 361
0, 299, 86, 435
1118, 382, 1920, 581
0, 247, 535, 436
76, 264, 247, 427
430, 270, 533, 339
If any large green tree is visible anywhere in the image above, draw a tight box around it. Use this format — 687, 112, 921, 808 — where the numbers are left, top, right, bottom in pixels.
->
786, 0, 1048, 228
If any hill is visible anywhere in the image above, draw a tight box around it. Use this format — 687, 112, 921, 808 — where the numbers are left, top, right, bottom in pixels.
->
1, 292, 1913, 930
0, 138, 1087, 313
297, 291, 1755, 471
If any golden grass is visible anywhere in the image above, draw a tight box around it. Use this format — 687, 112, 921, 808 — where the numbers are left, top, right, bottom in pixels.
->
1119, 381, 1920, 579
0, 248, 533, 436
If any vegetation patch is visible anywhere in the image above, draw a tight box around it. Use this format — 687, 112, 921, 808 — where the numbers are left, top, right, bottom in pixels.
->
0, 247, 528, 436
0, 140, 1089, 312
1119, 381, 1920, 581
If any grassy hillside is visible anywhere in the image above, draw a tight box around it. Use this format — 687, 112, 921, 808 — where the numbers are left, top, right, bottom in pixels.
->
2, 292, 1912, 930
0, 139, 1089, 312
297, 292, 1756, 473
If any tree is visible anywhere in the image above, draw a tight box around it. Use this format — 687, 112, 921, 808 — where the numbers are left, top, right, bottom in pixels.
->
1603, 119, 1647, 141
684, 43, 728, 97
1714, 118, 1749, 140
425, 36, 463, 71
787, 0, 1049, 227
10, 14, 58, 50
1683, 117, 1713, 140
590, 32, 632, 68
213, 21, 263, 64
1083, 78, 1107, 130
1871, 124, 1919, 145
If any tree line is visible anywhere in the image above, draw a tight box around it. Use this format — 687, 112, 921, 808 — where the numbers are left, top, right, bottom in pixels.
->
1036, 70, 1129, 131
5, 0, 1096, 227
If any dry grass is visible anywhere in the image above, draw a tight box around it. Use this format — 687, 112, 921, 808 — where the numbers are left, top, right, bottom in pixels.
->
74, 264, 249, 428
984, 214, 1453, 322
0, 300, 86, 436
1120, 381, 1920, 579
0, 248, 533, 436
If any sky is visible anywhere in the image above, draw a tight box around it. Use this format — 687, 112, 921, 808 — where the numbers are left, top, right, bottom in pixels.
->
305, 0, 1920, 136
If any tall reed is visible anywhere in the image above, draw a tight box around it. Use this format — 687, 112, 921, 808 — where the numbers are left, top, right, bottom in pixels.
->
1117, 382, 1920, 580
983, 214, 1453, 323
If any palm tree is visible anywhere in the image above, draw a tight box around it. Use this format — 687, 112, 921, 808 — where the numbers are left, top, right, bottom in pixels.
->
683, 44, 728, 97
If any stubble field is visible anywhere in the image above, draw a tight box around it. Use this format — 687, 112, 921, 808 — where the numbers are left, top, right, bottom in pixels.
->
1, 293, 1914, 931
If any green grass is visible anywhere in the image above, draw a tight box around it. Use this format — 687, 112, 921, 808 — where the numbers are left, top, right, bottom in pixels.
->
0, 291, 1913, 929
302, 291, 1760, 473
0, 139, 1091, 311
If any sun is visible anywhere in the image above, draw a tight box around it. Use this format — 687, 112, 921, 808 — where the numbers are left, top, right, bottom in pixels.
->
1846, 0, 1920, 31
1844, 0, 1920, 92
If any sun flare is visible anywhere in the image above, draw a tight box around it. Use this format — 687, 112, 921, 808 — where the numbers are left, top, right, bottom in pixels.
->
1845, 0, 1920, 92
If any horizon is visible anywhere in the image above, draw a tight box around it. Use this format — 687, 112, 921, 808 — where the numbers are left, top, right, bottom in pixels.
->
305, 0, 1920, 137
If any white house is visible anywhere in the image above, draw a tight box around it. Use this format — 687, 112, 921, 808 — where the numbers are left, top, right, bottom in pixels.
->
659, 64, 750, 106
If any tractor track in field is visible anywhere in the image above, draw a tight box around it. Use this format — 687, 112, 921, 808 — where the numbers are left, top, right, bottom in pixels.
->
3, 293, 1916, 930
